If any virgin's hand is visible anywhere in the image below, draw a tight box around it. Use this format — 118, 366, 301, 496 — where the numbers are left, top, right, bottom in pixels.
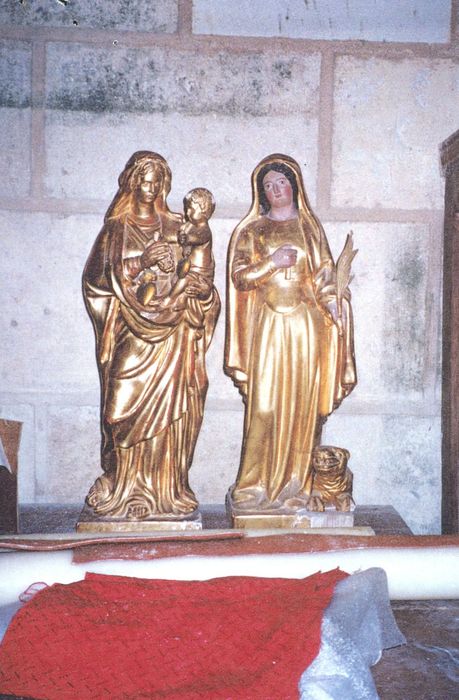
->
141, 241, 174, 271
157, 254, 175, 273
271, 245, 297, 270
184, 273, 212, 299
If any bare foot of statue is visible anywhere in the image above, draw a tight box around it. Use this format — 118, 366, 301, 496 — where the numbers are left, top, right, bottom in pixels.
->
86, 472, 115, 509
306, 495, 325, 512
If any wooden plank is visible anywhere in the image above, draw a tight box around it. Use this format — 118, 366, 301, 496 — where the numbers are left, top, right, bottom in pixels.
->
441, 130, 459, 534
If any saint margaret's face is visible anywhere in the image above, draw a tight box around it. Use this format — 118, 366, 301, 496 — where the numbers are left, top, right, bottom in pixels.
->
136, 167, 162, 204
262, 170, 293, 210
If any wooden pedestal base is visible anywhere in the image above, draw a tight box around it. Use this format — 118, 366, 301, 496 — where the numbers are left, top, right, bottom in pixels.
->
76, 504, 202, 533
230, 510, 355, 530
227, 493, 356, 530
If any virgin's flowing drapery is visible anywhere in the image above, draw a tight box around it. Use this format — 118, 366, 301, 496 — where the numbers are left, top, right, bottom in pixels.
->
84, 208, 219, 519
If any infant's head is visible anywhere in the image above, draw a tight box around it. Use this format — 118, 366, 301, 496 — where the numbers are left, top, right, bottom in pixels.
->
184, 188, 215, 224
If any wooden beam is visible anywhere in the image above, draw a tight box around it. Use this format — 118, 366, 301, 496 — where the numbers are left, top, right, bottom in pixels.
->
441, 129, 459, 534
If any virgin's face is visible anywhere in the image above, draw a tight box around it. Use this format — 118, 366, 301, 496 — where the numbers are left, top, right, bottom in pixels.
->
136, 167, 162, 203
262, 170, 293, 209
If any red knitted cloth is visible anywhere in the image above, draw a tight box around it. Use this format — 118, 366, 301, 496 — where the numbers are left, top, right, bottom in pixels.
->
0, 569, 348, 700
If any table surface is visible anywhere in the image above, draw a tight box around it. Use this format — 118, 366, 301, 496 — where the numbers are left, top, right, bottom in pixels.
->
13, 503, 413, 535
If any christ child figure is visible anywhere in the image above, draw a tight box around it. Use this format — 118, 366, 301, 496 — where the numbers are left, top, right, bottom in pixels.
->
146, 187, 216, 319
176, 187, 215, 281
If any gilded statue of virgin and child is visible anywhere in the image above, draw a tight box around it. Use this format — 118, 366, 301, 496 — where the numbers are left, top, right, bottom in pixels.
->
81, 150, 356, 529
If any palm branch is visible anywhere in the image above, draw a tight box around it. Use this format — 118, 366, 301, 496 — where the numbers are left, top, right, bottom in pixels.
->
336, 231, 358, 317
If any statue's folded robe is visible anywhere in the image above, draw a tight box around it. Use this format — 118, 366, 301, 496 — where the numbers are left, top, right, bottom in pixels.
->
0, 569, 347, 700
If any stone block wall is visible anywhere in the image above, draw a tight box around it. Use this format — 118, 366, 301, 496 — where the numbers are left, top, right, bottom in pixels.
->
0, 0, 457, 532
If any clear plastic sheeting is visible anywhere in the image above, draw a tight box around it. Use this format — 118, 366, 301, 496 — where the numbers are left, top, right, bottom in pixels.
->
299, 567, 406, 700
0, 601, 21, 642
